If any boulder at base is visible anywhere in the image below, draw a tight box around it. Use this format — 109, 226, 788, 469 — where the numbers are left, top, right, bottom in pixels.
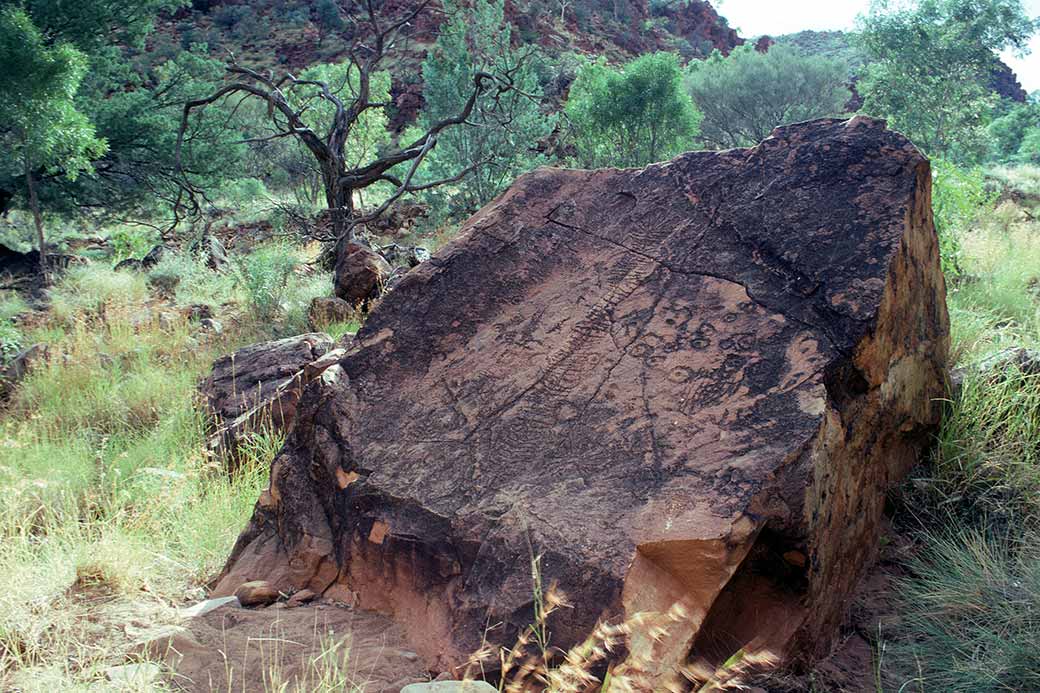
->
199, 333, 341, 460
215, 118, 949, 681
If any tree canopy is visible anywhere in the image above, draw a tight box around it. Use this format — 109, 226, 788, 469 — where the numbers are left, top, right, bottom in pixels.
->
565, 52, 701, 168
0, 6, 107, 267
685, 44, 851, 149
857, 0, 1038, 161
415, 0, 554, 218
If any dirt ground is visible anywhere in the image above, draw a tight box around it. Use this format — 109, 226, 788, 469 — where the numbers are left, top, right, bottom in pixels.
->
163, 602, 428, 692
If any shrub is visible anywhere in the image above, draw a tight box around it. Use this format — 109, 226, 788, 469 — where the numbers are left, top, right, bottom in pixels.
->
685, 44, 850, 149
237, 241, 300, 320
108, 226, 159, 261
0, 319, 22, 366
931, 159, 998, 276
565, 52, 701, 168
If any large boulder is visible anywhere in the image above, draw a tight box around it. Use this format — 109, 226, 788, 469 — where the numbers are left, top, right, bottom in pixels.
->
334, 241, 392, 307
215, 118, 949, 681
199, 333, 340, 460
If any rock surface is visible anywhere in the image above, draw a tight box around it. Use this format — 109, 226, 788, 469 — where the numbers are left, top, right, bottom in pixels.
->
308, 296, 356, 331
216, 118, 949, 680
199, 333, 338, 460
401, 682, 498, 693
334, 241, 392, 307
234, 580, 281, 607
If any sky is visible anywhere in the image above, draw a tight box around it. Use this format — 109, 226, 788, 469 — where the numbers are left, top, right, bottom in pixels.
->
713, 0, 1040, 93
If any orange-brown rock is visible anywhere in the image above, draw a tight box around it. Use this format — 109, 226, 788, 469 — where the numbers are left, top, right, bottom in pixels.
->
334, 241, 391, 307
199, 333, 341, 461
215, 118, 949, 681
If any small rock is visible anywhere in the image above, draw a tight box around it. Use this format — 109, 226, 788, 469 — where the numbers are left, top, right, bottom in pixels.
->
977, 347, 1040, 376
2, 343, 47, 391
308, 296, 356, 331
190, 234, 229, 271
286, 588, 318, 607
334, 241, 392, 307
199, 318, 223, 334
104, 662, 162, 685
141, 244, 167, 269
234, 580, 280, 607
179, 595, 240, 618
401, 681, 497, 693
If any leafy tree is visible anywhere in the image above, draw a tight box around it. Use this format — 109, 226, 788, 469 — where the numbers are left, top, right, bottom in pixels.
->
565, 52, 701, 168
857, 0, 1038, 162
988, 97, 1040, 162
177, 2, 526, 300
415, 0, 555, 218
0, 0, 241, 232
1016, 126, 1040, 164
685, 44, 851, 149
0, 7, 106, 271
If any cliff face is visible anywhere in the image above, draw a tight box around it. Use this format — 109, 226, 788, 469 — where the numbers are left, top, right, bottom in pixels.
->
990, 58, 1028, 103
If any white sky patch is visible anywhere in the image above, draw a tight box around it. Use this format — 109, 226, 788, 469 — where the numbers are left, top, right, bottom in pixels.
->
714, 0, 1040, 93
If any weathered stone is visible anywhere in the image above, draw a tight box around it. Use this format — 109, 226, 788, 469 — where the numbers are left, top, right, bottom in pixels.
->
308, 296, 356, 331
141, 244, 167, 269
199, 334, 340, 460
199, 318, 223, 334
1, 343, 47, 396
191, 234, 229, 271
104, 663, 162, 685
215, 119, 949, 680
400, 682, 498, 693
235, 580, 281, 607
285, 588, 317, 607
334, 241, 391, 307
186, 303, 214, 322
379, 243, 431, 268
179, 596, 240, 619
113, 257, 144, 272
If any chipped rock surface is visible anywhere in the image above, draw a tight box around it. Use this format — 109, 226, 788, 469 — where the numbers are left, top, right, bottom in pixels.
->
215, 118, 949, 680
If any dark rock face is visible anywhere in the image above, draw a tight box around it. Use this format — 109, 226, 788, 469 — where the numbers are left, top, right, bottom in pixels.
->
334, 242, 391, 307
216, 118, 949, 680
199, 333, 339, 460
990, 59, 1028, 103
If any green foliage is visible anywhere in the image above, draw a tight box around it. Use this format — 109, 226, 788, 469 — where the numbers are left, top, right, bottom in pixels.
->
0, 0, 245, 227
775, 30, 866, 73
857, 0, 1038, 162
236, 242, 300, 320
0, 7, 108, 205
1015, 127, 1040, 164
931, 159, 999, 274
414, 0, 555, 219
0, 319, 22, 366
895, 528, 1040, 693
566, 52, 701, 168
685, 44, 850, 149
108, 226, 159, 261
988, 99, 1040, 162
